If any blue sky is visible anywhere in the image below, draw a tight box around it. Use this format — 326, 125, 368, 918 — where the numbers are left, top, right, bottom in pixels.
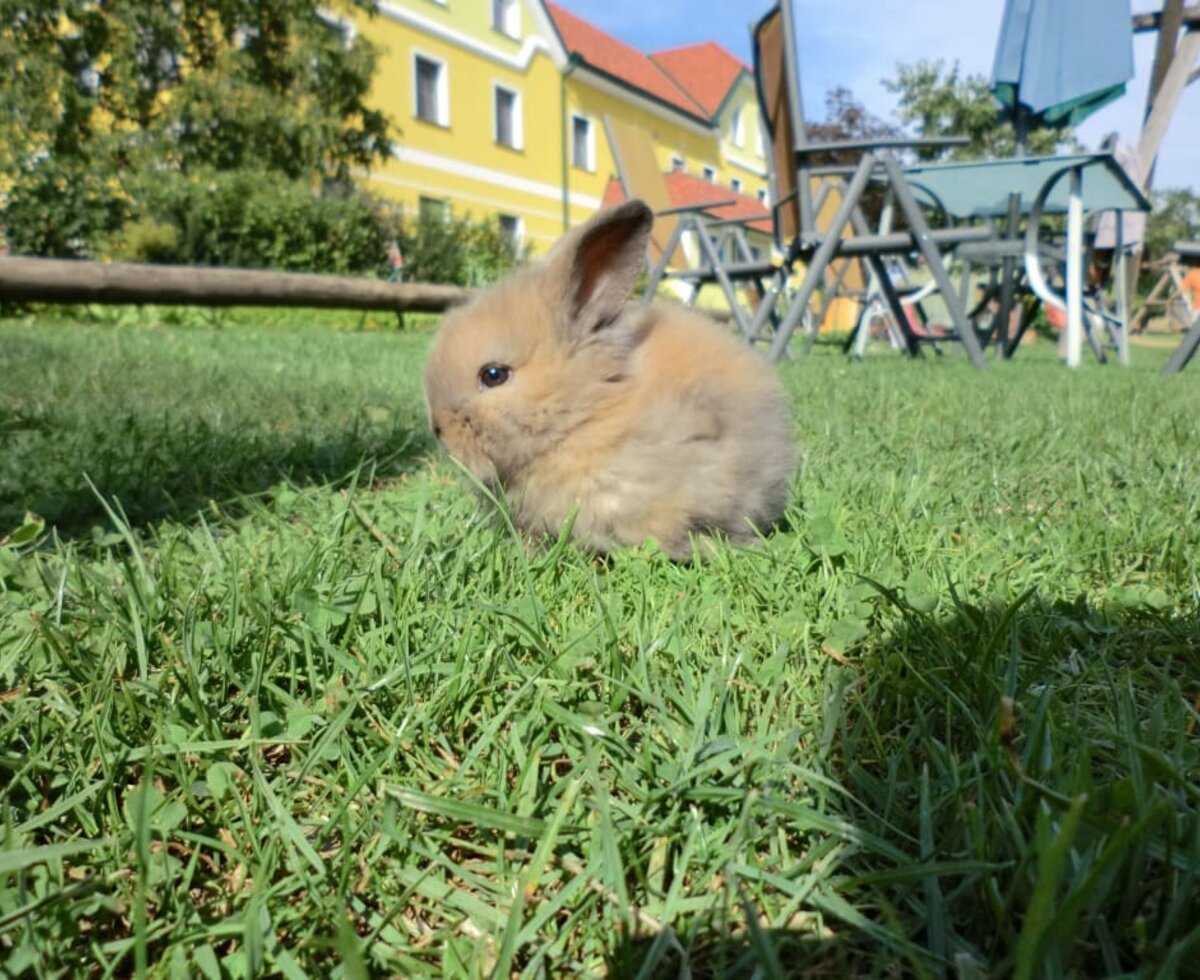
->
557, 0, 1198, 193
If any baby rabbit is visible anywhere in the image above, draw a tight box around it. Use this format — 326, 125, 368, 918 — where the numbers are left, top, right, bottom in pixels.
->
423, 199, 797, 560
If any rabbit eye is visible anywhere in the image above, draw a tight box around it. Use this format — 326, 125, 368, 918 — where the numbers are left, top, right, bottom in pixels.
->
478, 363, 511, 389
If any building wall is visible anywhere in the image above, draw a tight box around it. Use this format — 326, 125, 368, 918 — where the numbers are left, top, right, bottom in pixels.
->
715, 75, 770, 201
351, 1, 771, 256
355, 2, 581, 251
563, 73, 717, 221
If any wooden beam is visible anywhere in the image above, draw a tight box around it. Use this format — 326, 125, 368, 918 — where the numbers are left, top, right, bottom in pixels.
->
1145, 1, 1185, 114
1132, 3, 1200, 33
0, 258, 473, 312
1137, 30, 1200, 177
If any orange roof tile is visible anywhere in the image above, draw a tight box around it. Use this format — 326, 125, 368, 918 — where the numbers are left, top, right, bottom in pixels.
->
604, 171, 773, 235
545, 3, 709, 120
650, 43, 749, 118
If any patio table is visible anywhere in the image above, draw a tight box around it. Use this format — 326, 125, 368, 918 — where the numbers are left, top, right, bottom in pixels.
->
899, 152, 1150, 367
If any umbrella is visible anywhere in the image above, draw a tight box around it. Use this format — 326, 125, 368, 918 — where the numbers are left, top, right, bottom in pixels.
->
991, 0, 1134, 144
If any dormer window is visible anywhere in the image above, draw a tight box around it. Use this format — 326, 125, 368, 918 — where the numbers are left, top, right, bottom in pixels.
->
492, 0, 520, 38
731, 105, 745, 148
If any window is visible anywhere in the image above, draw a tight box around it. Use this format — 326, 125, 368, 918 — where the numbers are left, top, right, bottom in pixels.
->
493, 84, 522, 149
414, 53, 448, 126
670, 155, 685, 171
702, 165, 715, 182
731, 177, 743, 194
316, 10, 356, 50
731, 105, 745, 148
419, 196, 448, 221
757, 188, 768, 205
492, 0, 520, 38
571, 114, 595, 171
498, 214, 523, 248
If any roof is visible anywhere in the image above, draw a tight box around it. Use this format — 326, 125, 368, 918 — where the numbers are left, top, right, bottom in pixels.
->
650, 43, 749, 118
546, 3, 721, 122
604, 170, 772, 235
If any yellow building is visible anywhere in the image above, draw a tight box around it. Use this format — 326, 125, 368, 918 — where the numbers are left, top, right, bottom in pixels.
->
343, 0, 773, 256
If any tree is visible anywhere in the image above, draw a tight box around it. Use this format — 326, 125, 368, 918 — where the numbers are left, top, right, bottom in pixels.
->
1, 0, 393, 258
883, 60, 1075, 161
1145, 187, 1200, 265
805, 86, 898, 165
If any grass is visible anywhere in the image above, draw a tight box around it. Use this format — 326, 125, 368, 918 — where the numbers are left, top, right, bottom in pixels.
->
1, 307, 1198, 977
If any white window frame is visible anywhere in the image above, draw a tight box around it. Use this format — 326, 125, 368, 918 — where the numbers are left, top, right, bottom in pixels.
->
498, 213, 524, 247
571, 113, 596, 172
491, 0, 521, 38
702, 165, 716, 183
412, 50, 449, 127
670, 154, 685, 171
731, 177, 743, 194
316, 8, 358, 50
419, 196, 449, 222
757, 188, 768, 205
731, 105, 745, 148
492, 82, 523, 150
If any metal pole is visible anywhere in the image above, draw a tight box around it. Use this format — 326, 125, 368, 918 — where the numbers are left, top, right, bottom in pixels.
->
1065, 165, 1084, 368
879, 153, 988, 370
773, 153, 878, 361
1115, 213, 1131, 366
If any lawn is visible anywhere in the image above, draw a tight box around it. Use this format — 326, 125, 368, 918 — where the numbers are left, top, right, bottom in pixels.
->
1, 309, 1198, 977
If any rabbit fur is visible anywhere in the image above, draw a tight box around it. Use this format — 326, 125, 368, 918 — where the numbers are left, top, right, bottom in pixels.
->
423, 199, 797, 560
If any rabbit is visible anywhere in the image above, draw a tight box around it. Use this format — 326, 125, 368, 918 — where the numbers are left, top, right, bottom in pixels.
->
422, 198, 798, 561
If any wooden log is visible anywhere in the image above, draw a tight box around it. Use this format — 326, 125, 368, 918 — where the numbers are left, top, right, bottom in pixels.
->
0, 257, 473, 313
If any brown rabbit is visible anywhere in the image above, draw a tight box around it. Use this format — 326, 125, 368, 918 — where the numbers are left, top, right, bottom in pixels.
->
423, 199, 797, 560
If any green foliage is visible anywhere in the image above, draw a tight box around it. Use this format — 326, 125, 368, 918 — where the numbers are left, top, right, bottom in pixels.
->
1, 142, 133, 258
884, 60, 1073, 160
1, 316, 1198, 974
107, 217, 182, 264
396, 209, 528, 288
115, 169, 400, 275
97, 175, 525, 282
1145, 187, 1200, 266
1, 0, 393, 261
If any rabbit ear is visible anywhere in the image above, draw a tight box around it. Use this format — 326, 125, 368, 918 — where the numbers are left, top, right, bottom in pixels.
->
547, 199, 653, 340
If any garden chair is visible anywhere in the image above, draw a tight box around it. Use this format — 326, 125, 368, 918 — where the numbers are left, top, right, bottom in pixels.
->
1162, 241, 1200, 376
605, 115, 779, 342
750, 0, 995, 368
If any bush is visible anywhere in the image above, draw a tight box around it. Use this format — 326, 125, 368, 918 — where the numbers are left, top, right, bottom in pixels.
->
107, 217, 182, 264
395, 208, 528, 287
1, 153, 131, 259
123, 169, 399, 276
5, 158, 530, 285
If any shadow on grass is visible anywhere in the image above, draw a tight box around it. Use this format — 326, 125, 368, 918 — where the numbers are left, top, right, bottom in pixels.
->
0, 316, 441, 538
0, 412, 434, 539
604, 592, 1199, 978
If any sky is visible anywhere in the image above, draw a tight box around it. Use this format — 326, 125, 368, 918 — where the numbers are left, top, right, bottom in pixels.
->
556, 0, 1198, 193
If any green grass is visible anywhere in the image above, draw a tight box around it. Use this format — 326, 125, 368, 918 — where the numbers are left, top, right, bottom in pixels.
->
1, 309, 1198, 977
